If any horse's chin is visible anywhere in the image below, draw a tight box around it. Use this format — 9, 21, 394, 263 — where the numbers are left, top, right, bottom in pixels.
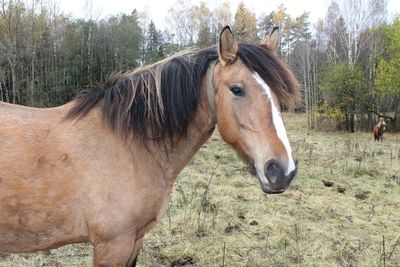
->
245, 160, 257, 175
256, 171, 286, 194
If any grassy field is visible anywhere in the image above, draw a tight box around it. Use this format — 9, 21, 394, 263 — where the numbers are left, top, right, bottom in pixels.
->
1, 113, 399, 266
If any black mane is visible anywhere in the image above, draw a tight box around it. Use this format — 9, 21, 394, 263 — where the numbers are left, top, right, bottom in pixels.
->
67, 47, 218, 140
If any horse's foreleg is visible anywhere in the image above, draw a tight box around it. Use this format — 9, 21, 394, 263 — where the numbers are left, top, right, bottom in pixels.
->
128, 236, 144, 267
92, 233, 138, 267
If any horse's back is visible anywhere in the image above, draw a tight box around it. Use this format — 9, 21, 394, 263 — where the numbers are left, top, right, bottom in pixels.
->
0, 101, 69, 171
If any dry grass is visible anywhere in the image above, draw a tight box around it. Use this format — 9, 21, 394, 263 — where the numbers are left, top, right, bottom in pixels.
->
1, 113, 399, 266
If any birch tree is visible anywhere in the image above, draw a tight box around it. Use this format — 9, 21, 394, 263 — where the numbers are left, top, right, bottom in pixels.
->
328, 0, 387, 65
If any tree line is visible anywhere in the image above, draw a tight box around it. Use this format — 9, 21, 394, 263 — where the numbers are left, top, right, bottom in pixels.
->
1, 0, 399, 132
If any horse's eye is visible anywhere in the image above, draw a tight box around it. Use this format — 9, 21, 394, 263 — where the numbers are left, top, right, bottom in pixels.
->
230, 86, 245, 97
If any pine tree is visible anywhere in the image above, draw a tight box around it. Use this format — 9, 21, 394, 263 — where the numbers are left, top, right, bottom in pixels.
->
197, 24, 211, 47
233, 2, 258, 42
145, 21, 163, 64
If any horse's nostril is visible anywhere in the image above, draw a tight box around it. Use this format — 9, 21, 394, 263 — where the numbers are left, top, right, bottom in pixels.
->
264, 160, 284, 184
294, 159, 299, 166
266, 161, 278, 177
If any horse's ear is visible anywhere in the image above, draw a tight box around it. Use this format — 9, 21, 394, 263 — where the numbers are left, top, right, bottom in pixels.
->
263, 27, 280, 51
219, 26, 238, 66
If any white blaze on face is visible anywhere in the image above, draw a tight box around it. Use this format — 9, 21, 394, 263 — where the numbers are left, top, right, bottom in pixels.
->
253, 73, 296, 175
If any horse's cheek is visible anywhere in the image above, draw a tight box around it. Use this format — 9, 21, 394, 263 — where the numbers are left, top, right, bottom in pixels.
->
217, 114, 238, 146
215, 94, 237, 145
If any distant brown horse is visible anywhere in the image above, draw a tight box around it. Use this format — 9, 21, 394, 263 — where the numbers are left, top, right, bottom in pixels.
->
0, 26, 300, 266
373, 120, 386, 141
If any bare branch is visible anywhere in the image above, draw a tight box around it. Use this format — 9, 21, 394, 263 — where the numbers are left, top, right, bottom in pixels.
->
366, 107, 395, 121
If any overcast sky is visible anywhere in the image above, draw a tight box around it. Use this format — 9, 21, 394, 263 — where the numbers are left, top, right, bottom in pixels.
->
58, 0, 400, 29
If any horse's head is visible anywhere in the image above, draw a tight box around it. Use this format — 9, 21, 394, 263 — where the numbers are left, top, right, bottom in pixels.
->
380, 120, 387, 130
211, 26, 300, 194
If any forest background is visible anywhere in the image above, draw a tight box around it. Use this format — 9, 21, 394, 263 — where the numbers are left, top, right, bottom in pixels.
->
1, 0, 400, 132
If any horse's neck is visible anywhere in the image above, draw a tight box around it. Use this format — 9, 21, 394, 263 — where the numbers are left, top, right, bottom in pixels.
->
145, 82, 216, 184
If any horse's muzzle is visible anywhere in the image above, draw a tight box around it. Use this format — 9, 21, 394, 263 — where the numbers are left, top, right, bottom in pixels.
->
260, 159, 298, 194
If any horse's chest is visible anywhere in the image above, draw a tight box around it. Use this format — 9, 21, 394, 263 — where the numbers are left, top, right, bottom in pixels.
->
156, 189, 171, 222
136, 184, 172, 236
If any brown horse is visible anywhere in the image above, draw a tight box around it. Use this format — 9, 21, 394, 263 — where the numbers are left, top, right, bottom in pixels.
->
0, 26, 300, 266
373, 120, 386, 141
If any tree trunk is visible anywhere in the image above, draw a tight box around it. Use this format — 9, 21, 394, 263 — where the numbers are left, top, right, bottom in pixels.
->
30, 50, 36, 105
350, 113, 355, 133
345, 114, 349, 131
87, 23, 92, 87
0, 79, 3, 102
394, 98, 400, 131
303, 48, 310, 129
350, 97, 356, 132
8, 58, 17, 104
